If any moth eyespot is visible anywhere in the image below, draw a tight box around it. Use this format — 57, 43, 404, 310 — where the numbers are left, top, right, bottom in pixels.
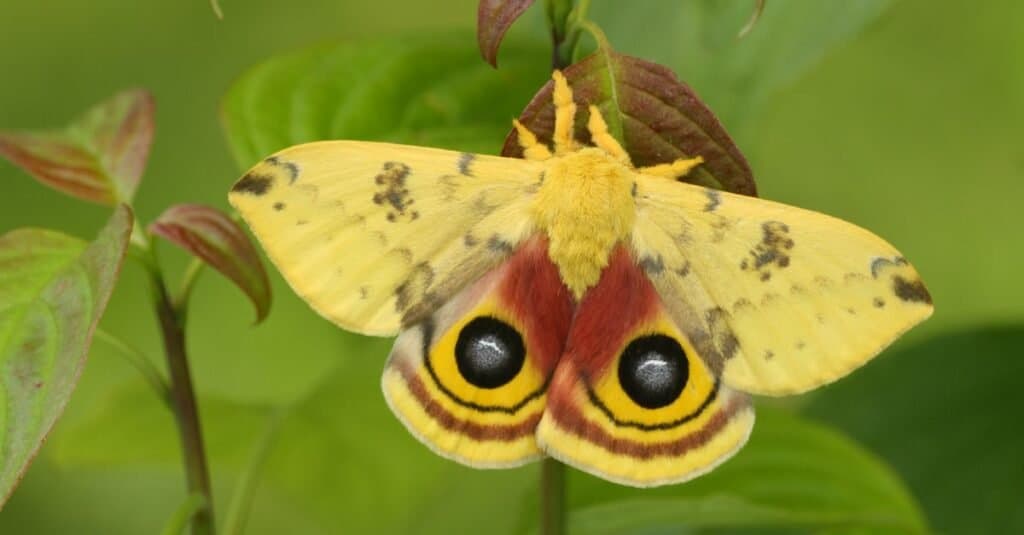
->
618, 334, 689, 409
455, 316, 525, 389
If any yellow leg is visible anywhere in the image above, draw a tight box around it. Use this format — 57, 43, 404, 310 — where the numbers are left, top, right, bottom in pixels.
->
586, 105, 630, 165
551, 71, 577, 155
640, 156, 705, 179
513, 119, 553, 161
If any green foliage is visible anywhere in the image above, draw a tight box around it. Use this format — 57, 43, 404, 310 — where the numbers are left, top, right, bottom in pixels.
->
589, 0, 892, 127
806, 328, 1024, 534
0, 207, 132, 504
221, 35, 550, 166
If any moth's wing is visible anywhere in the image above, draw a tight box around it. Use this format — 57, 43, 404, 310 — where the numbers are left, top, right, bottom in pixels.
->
537, 246, 754, 487
229, 141, 544, 335
384, 238, 575, 467
631, 175, 933, 395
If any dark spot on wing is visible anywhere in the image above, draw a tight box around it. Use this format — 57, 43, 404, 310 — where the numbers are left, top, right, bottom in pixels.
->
359, 286, 370, 300
638, 254, 664, 275
630, 182, 637, 197
457, 152, 476, 176
870, 256, 908, 279
232, 172, 273, 195
395, 262, 435, 313
705, 306, 740, 361
265, 156, 300, 183
296, 219, 309, 226
487, 234, 514, 253
760, 292, 780, 306
674, 261, 691, 278
763, 350, 774, 361
846, 307, 857, 315
732, 298, 753, 313
873, 297, 886, 308
372, 161, 416, 222
464, 233, 479, 247
741, 221, 794, 281
796, 341, 806, 350
892, 275, 932, 304
273, 202, 285, 211
703, 189, 721, 212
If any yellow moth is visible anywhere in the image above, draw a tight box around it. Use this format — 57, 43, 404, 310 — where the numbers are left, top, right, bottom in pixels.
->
229, 71, 932, 487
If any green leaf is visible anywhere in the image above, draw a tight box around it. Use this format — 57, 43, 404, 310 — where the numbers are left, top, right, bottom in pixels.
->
502, 48, 756, 195
558, 496, 894, 535
0, 91, 154, 205
587, 0, 893, 127
220, 34, 550, 168
150, 203, 271, 322
0, 206, 133, 506
805, 327, 1024, 534
560, 408, 928, 535
477, 0, 536, 67
53, 349, 538, 535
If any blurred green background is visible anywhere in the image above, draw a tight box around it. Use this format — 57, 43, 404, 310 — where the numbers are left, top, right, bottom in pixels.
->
0, 0, 1021, 533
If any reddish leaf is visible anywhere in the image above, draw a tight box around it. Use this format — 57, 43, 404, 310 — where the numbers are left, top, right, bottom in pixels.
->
150, 204, 271, 322
477, 0, 536, 67
0, 90, 154, 205
502, 50, 756, 196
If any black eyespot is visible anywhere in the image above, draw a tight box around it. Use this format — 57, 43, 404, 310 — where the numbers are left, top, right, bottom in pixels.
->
618, 334, 689, 409
455, 316, 525, 389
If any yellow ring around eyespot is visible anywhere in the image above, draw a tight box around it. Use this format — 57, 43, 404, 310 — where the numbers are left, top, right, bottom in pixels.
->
577, 384, 723, 443
408, 364, 548, 426
591, 318, 716, 428
428, 299, 546, 411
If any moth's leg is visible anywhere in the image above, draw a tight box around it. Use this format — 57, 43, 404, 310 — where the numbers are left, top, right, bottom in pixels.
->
586, 104, 631, 165
639, 156, 705, 180
551, 71, 578, 156
513, 119, 553, 161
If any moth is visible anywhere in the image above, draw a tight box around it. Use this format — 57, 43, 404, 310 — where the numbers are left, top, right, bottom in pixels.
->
229, 72, 932, 487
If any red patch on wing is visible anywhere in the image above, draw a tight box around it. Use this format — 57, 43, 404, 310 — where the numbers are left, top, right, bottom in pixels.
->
561, 245, 659, 375
497, 237, 575, 371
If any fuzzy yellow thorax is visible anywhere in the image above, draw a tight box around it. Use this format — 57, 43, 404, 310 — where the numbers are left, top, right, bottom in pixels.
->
531, 148, 636, 298
517, 71, 703, 299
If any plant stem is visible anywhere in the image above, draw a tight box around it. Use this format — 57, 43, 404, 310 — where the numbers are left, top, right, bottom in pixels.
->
540, 458, 566, 535
151, 268, 215, 535
547, 0, 591, 69
546, 0, 574, 68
